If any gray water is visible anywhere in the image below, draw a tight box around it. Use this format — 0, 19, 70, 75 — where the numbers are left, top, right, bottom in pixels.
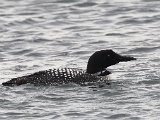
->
0, 0, 160, 119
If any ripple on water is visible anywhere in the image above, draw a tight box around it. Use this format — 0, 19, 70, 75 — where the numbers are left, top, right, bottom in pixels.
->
128, 46, 160, 53
105, 33, 127, 37
117, 17, 156, 25
35, 95, 70, 101
55, 0, 78, 3
9, 49, 33, 55
74, 2, 97, 7
106, 113, 130, 119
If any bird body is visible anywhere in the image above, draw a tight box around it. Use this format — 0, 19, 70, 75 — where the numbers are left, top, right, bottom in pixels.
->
2, 49, 136, 86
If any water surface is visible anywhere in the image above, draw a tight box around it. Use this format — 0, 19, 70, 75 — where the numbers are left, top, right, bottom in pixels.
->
1, 0, 160, 119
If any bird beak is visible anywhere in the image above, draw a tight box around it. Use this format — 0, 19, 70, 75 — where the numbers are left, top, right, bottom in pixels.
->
119, 55, 136, 62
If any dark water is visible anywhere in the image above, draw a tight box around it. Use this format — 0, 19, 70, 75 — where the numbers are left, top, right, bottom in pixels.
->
1, 0, 160, 119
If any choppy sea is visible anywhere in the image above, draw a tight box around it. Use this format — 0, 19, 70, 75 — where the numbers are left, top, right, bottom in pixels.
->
1, 0, 160, 119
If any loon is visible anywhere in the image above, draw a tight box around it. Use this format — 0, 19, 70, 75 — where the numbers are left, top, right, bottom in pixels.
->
2, 49, 136, 86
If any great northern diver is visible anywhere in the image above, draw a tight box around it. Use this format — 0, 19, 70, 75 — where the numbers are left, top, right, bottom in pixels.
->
2, 49, 136, 86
